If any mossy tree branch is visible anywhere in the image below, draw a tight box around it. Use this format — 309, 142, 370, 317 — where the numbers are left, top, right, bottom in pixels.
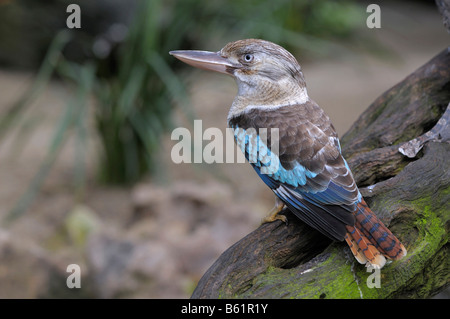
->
191, 48, 450, 299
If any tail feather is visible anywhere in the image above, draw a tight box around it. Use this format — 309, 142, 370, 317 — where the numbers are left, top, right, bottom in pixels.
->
355, 199, 407, 260
345, 198, 406, 268
344, 231, 370, 265
345, 225, 387, 268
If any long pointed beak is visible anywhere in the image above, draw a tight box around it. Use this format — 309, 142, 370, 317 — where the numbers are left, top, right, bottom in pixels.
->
169, 50, 237, 75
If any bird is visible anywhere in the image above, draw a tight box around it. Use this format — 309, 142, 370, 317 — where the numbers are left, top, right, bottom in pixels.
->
170, 39, 407, 269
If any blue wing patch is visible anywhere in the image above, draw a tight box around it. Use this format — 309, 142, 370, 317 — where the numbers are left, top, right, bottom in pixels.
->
233, 124, 357, 241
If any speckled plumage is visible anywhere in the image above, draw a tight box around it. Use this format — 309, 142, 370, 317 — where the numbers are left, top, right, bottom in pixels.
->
228, 102, 358, 241
170, 38, 407, 268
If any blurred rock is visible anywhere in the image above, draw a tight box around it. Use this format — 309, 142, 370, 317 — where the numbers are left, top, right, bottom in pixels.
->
82, 179, 260, 298
86, 230, 137, 298
131, 183, 170, 220
172, 180, 233, 206
0, 228, 94, 298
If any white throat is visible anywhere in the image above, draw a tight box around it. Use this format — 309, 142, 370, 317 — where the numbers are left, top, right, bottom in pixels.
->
227, 82, 310, 121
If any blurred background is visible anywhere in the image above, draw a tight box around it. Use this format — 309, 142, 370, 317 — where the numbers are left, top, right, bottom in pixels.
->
0, 0, 448, 298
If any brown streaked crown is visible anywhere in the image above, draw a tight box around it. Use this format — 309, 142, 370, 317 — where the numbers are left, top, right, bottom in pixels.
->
220, 39, 306, 86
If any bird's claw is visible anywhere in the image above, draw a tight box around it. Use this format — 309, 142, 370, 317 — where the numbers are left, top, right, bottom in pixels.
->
261, 212, 288, 225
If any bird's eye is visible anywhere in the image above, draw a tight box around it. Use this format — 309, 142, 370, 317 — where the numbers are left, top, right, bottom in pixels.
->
243, 54, 254, 63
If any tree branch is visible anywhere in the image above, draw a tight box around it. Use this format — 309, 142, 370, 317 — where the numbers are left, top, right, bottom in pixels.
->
191, 47, 450, 299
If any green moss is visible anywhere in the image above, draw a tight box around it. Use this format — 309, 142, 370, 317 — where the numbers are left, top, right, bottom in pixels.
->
219, 181, 448, 299
244, 247, 388, 299
411, 196, 448, 246
241, 192, 447, 298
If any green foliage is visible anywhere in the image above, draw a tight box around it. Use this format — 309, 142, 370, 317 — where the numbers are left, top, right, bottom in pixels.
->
95, 0, 191, 184
1, 32, 96, 222
163, 0, 364, 55
1, 0, 365, 221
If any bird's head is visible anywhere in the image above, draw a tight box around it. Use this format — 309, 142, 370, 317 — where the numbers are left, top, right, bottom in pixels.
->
170, 39, 309, 119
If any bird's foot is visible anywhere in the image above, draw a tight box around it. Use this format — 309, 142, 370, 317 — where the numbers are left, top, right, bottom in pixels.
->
262, 212, 287, 224
261, 200, 287, 225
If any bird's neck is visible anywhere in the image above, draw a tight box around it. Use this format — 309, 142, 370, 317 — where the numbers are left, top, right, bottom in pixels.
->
227, 77, 309, 121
